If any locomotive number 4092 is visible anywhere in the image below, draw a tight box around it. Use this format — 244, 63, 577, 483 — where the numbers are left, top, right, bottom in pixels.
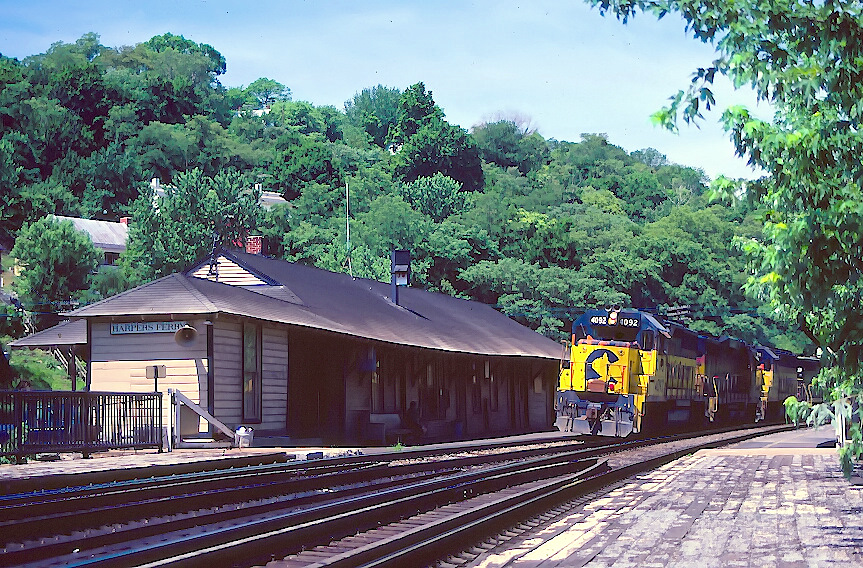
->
590, 315, 640, 327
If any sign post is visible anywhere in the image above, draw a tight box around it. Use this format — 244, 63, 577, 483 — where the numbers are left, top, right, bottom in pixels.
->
146, 365, 167, 392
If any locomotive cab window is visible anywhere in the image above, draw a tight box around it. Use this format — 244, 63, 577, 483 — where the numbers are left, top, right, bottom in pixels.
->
594, 323, 639, 342
638, 330, 655, 351
574, 324, 589, 342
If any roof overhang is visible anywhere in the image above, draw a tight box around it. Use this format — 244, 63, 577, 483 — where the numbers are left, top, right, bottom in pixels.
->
9, 319, 87, 349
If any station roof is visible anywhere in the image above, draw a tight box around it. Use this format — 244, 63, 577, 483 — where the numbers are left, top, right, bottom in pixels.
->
9, 318, 87, 348
66, 251, 563, 360
53, 215, 128, 253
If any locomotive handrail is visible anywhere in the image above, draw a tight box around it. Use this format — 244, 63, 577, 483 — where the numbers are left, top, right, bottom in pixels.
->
577, 338, 638, 348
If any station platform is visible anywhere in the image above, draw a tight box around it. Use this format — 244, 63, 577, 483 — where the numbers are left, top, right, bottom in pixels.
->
474, 426, 861, 568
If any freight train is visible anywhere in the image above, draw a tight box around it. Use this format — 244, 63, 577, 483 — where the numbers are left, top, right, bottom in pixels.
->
555, 308, 820, 436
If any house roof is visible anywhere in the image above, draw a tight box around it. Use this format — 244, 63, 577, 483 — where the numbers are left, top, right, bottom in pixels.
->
9, 318, 87, 348
68, 251, 563, 360
53, 215, 128, 253
151, 186, 288, 210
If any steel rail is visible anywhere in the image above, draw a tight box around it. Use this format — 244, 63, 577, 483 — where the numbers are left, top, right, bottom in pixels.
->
1, 438, 595, 549
1, 463, 469, 566
1, 430, 650, 554
12, 454, 601, 568
2, 434, 611, 550
307, 424, 794, 567
3, 423, 792, 568
0, 453, 292, 496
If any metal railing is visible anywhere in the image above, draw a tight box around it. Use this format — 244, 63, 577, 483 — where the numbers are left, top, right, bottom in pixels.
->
0, 391, 163, 459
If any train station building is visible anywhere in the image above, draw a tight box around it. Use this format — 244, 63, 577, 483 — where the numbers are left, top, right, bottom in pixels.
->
48, 249, 562, 446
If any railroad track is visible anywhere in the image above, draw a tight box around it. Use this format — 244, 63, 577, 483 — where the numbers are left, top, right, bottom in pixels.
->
1, 423, 791, 568
271, 423, 793, 568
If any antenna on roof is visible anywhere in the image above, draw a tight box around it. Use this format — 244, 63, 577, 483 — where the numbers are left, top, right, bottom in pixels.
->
207, 231, 219, 279
345, 181, 353, 278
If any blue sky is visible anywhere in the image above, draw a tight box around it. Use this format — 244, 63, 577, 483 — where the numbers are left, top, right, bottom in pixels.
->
0, 0, 766, 179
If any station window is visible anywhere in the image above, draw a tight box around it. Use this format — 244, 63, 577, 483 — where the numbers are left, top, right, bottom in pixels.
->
371, 352, 399, 413
489, 362, 499, 412
242, 322, 262, 422
471, 362, 482, 414
371, 351, 382, 413
421, 361, 448, 420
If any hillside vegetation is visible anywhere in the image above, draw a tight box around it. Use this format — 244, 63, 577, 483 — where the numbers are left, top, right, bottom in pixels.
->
0, 33, 810, 351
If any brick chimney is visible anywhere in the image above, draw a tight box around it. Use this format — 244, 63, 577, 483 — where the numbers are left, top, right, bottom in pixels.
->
119, 217, 131, 225
245, 235, 263, 255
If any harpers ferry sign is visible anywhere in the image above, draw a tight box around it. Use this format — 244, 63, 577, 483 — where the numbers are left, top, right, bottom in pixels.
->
110, 321, 188, 335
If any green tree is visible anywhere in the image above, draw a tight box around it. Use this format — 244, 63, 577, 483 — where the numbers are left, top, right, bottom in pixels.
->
0, 137, 24, 244
588, 0, 863, 473
394, 118, 483, 192
388, 82, 483, 190
0, 303, 25, 340
399, 173, 467, 223
269, 100, 327, 136
7, 348, 68, 390
630, 147, 667, 168
270, 132, 340, 200
460, 257, 629, 338
353, 194, 430, 256
245, 77, 290, 108
471, 120, 550, 174
390, 82, 443, 145
10, 217, 99, 313
142, 32, 226, 77
617, 168, 670, 221
344, 85, 402, 148
121, 169, 262, 283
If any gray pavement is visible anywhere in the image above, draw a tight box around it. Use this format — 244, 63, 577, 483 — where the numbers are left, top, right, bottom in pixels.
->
473, 427, 861, 568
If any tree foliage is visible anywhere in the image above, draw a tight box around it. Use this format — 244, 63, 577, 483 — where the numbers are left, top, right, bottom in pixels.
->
121, 169, 261, 283
10, 217, 99, 313
388, 83, 484, 191
245, 77, 290, 108
0, 31, 812, 381
394, 118, 483, 192
6, 348, 69, 390
344, 85, 401, 148
588, 0, 863, 474
399, 173, 467, 223
472, 120, 550, 174
271, 132, 340, 200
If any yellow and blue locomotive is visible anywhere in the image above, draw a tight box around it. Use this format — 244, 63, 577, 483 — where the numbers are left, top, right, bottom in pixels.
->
755, 346, 821, 423
556, 308, 762, 436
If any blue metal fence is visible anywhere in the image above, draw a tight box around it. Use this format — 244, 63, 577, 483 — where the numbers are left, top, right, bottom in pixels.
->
0, 391, 163, 459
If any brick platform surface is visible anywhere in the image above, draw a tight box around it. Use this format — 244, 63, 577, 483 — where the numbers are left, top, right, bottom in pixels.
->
473, 429, 862, 568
